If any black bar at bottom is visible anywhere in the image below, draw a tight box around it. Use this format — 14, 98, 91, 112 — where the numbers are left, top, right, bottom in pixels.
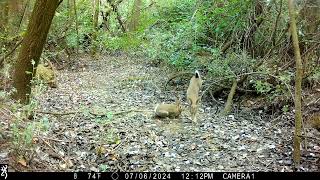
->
5, 172, 320, 180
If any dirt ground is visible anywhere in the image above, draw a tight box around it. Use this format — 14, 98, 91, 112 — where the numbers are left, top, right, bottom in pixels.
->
1, 54, 319, 172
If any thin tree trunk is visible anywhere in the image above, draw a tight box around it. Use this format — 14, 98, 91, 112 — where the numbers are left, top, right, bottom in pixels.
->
12, 0, 61, 103
73, 0, 80, 53
107, 0, 126, 33
223, 80, 238, 115
3, 1, 9, 32
288, 0, 303, 169
8, 0, 20, 34
129, 0, 142, 31
17, 0, 30, 33
92, 0, 100, 56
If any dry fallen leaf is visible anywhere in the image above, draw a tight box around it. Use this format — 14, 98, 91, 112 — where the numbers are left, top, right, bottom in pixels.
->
59, 163, 67, 169
18, 158, 27, 167
190, 143, 196, 150
67, 159, 74, 168
32, 137, 39, 144
110, 154, 119, 161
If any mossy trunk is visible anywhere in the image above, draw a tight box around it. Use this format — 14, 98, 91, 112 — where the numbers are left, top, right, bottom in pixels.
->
12, 0, 61, 104
288, 0, 303, 169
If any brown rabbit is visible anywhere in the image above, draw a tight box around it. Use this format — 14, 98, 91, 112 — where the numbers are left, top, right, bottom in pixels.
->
154, 99, 183, 118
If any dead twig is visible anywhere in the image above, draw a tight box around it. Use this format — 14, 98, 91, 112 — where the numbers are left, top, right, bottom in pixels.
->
35, 110, 78, 116
306, 97, 320, 106
112, 136, 127, 151
36, 136, 71, 143
39, 137, 68, 165
90, 109, 154, 117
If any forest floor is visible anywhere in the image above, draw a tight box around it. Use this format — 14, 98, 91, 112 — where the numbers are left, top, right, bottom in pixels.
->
1, 54, 320, 172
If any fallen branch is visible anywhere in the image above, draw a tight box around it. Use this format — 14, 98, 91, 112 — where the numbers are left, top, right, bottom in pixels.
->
90, 109, 154, 117
36, 108, 154, 117
36, 136, 71, 143
35, 110, 77, 116
39, 137, 68, 164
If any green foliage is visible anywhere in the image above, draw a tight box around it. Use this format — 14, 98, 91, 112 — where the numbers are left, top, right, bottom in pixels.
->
254, 80, 272, 94
309, 67, 320, 84
103, 33, 142, 52
97, 128, 121, 145
99, 164, 109, 172
10, 104, 51, 158
140, 0, 256, 71
282, 104, 289, 113
203, 0, 252, 42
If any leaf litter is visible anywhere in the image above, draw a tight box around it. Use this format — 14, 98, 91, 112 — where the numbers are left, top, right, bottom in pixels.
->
2, 54, 319, 172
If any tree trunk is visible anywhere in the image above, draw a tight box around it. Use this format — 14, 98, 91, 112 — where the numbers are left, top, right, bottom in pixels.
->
93, 0, 100, 32
17, 0, 30, 33
8, 0, 21, 34
129, 0, 142, 31
223, 80, 238, 115
12, 0, 61, 104
92, 0, 100, 56
73, 0, 80, 53
288, 0, 303, 170
2, 1, 9, 32
107, 0, 126, 33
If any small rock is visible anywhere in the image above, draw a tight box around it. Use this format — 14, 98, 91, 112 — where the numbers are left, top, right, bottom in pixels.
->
232, 135, 239, 140
257, 147, 263, 153
175, 166, 180, 172
0, 152, 8, 159
164, 152, 170, 157
268, 144, 276, 149
58, 151, 65, 157
90, 166, 99, 172
59, 163, 67, 169
283, 160, 292, 165
238, 145, 246, 151
228, 115, 235, 120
